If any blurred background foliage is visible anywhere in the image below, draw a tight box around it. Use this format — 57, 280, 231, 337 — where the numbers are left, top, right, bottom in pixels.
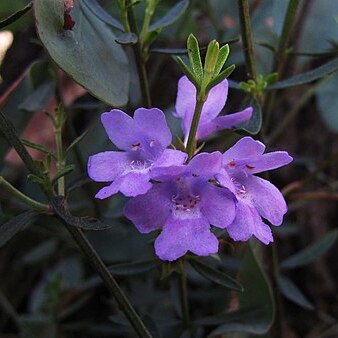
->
1, 0, 338, 337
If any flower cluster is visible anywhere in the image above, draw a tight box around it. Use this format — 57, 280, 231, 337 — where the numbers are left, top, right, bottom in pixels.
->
88, 76, 292, 261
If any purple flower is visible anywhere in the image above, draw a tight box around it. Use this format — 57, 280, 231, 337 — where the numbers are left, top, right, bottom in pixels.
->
124, 152, 237, 261
173, 76, 253, 142
216, 137, 293, 244
88, 108, 187, 198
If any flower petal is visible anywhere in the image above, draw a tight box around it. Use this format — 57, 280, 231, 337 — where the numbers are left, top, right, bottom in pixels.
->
174, 76, 228, 139
197, 107, 253, 139
199, 183, 237, 229
118, 171, 153, 197
88, 151, 129, 182
133, 108, 172, 148
95, 183, 120, 199
246, 176, 287, 225
188, 151, 223, 177
222, 137, 265, 165
153, 149, 188, 168
155, 215, 218, 261
245, 152, 293, 174
101, 109, 139, 151
226, 201, 273, 245
124, 182, 172, 233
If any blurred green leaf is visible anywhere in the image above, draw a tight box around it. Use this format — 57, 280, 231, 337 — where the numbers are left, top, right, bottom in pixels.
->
18, 82, 55, 112
149, 0, 189, 31
108, 260, 157, 276
237, 98, 262, 134
51, 196, 113, 231
0, 1, 32, 29
267, 58, 338, 89
277, 275, 315, 311
189, 258, 243, 292
65, 129, 89, 154
0, 210, 38, 248
21, 139, 56, 159
82, 0, 123, 30
34, 0, 130, 106
207, 241, 274, 336
22, 239, 58, 264
281, 229, 338, 269
316, 73, 338, 132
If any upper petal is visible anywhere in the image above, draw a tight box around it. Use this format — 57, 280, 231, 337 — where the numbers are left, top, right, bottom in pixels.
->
88, 151, 129, 182
245, 152, 293, 174
246, 176, 287, 225
124, 182, 173, 233
152, 149, 188, 168
188, 151, 223, 177
197, 107, 253, 139
117, 171, 153, 197
101, 109, 139, 151
133, 108, 172, 148
199, 183, 237, 229
222, 137, 265, 165
154, 215, 218, 261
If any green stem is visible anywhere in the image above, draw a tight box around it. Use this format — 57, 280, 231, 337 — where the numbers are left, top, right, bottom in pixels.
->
126, 0, 152, 108
185, 95, 207, 160
0, 176, 49, 212
238, 0, 257, 81
263, 0, 300, 135
55, 128, 65, 196
63, 223, 152, 338
178, 259, 190, 330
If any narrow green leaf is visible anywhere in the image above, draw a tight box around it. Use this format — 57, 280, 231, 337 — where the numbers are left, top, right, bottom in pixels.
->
82, 0, 124, 30
207, 241, 274, 336
21, 139, 56, 159
66, 130, 89, 153
51, 196, 113, 231
267, 57, 338, 90
206, 64, 235, 92
189, 259, 243, 292
108, 260, 157, 276
52, 165, 75, 185
176, 57, 199, 88
0, 210, 38, 248
0, 2, 32, 29
115, 32, 138, 45
214, 44, 230, 76
0, 110, 43, 178
277, 275, 315, 311
187, 34, 203, 82
236, 98, 262, 135
149, 0, 189, 31
34, 0, 130, 106
281, 229, 338, 269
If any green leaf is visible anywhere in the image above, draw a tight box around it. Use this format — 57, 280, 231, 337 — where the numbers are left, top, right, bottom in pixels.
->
115, 32, 138, 45
108, 260, 157, 276
237, 98, 262, 135
189, 258, 243, 292
281, 229, 338, 269
65, 129, 89, 153
52, 165, 75, 184
51, 196, 113, 231
207, 241, 274, 336
82, 0, 124, 30
0, 210, 38, 248
176, 56, 199, 88
0, 2, 32, 29
21, 139, 56, 159
206, 64, 235, 92
18, 82, 55, 112
34, 0, 130, 107
214, 44, 230, 76
149, 0, 189, 31
267, 57, 338, 89
187, 34, 203, 82
277, 275, 315, 311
